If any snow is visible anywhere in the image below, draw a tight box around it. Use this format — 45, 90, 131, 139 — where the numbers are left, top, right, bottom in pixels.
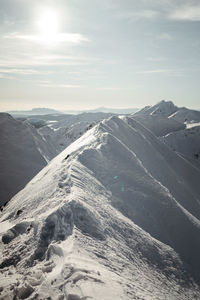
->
0, 113, 58, 206
0, 111, 113, 208
1, 114, 200, 299
134, 101, 200, 126
44, 112, 114, 130
37, 112, 114, 158
186, 122, 200, 128
39, 121, 94, 154
0, 220, 12, 234
161, 125, 200, 169
125, 114, 185, 137
169, 107, 200, 124
134, 100, 178, 118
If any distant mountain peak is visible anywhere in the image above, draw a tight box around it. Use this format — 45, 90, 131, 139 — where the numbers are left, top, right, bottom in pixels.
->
7, 107, 62, 116
134, 100, 178, 117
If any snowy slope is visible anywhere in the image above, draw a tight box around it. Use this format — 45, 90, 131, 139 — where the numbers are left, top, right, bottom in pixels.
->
0, 113, 58, 206
161, 125, 200, 169
0, 111, 115, 207
1, 116, 200, 299
49, 112, 114, 130
134, 100, 178, 117
23, 112, 114, 130
129, 114, 185, 137
169, 107, 200, 124
37, 112, 114, 154
39, 121, 95, 153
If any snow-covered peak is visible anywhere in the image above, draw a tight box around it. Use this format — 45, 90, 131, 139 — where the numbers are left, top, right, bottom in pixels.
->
134, 100, 178, 117
134, 101, 200, 126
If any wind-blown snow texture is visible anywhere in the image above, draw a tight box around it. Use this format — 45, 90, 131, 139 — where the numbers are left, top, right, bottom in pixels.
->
1, 112, 200, 299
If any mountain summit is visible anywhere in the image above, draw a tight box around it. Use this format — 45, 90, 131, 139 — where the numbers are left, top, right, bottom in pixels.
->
134, 100, 178, 117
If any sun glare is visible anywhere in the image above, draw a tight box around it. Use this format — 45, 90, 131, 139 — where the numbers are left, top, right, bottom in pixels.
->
38, 10, 59, 44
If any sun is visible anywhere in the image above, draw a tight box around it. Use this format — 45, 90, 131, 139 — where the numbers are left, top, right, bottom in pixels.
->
38, 10, 59, 44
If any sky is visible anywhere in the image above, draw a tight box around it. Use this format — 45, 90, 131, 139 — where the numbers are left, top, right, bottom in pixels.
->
0, 0, 200, 111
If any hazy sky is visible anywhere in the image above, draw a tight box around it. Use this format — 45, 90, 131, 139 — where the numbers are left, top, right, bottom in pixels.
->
0, 0, 200, 111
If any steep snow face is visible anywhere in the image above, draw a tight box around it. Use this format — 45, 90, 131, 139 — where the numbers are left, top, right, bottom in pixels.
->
1, 116, 200, 299
169, 107, 200, 124
0, 113, 58, 206
39, 121, 94, 153
134, 100, 178, 117
128, 114, 185, 137
36, 112, 115, 155
161, 125, 200, 169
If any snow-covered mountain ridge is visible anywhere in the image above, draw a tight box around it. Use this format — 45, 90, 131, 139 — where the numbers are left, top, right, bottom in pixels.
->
132, 100, 200, 168
134, 100, 178, 117
134, 100, 200, 123
0, 112, 111, 207
1, 115, 200, 299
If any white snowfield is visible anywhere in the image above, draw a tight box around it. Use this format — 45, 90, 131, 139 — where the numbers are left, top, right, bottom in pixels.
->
1, 114, 200, 299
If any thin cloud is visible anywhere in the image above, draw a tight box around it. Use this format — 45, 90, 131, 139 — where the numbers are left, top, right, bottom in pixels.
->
136, 69, 183, 76
156, 33, 173, 40
38, 82, 84, 88
147, 57, 167, 62
0, 68, 47, 75
115, 2, 200, 22
137, 69, 169, 74
97, 87, 122, 91
4, 32, 89, 44
169, 4, 200, 21
0, 73, 15, 79
34, 55, 89, 61
0, 55, 89, 68
117, 9, 160, 21
96, 87, 134, 91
